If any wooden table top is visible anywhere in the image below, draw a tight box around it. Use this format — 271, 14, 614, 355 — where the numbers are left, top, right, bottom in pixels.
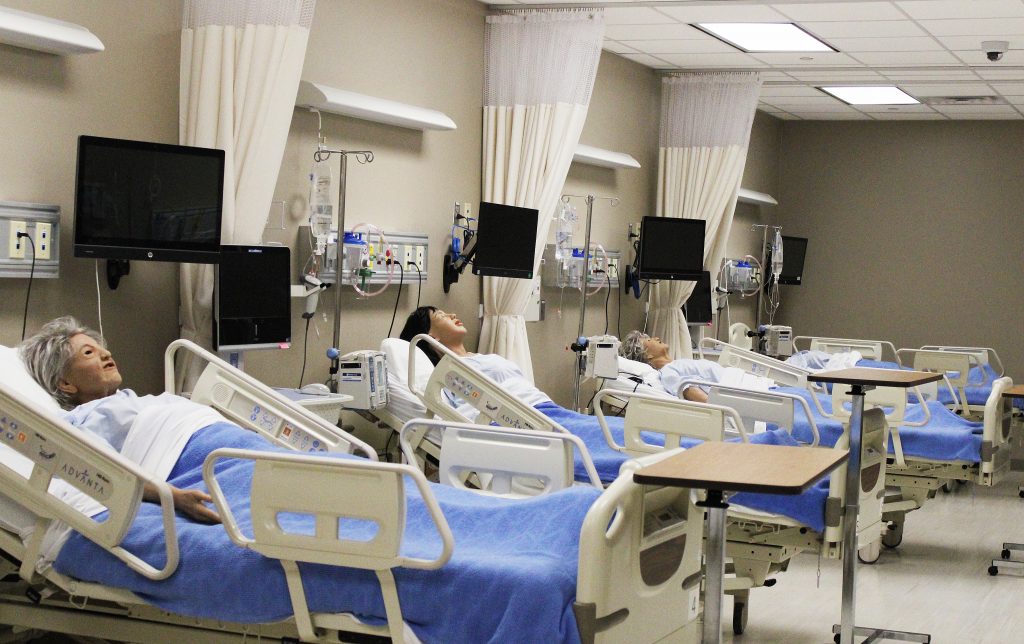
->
1004, 384, 1024, 400
632, 442, 849, 495
807, 367, 943, 388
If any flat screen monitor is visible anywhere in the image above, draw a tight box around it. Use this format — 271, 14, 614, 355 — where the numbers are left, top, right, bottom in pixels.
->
636, 216, 705, 281
74, 135, 225, 264
214, 245, 291, 351
683, 271, 713, 325
471, 201, 538, 279
779, 235, 808, 285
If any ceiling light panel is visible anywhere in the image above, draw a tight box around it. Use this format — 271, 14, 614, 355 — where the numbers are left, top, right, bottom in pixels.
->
820, 86, 920, 104
697, 23, 835, 52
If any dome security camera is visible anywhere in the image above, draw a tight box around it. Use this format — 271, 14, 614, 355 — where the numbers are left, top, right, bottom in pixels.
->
983, 40, 1009, 61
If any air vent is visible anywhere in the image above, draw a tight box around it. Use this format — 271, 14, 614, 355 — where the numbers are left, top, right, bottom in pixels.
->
920, 96, 1006, 106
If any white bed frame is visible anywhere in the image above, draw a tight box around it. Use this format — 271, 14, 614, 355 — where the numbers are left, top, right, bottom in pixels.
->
0, 340, 701, 644
792, 335, 902, 365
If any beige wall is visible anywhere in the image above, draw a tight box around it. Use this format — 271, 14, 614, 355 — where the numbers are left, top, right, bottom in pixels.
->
776, 121, 1024, 378
0, 0, 181, 395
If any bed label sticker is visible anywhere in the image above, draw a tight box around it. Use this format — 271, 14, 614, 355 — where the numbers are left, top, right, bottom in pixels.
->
57, 456, 113, 501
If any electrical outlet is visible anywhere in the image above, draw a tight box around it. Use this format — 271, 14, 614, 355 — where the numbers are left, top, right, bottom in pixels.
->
403, 245, 414, 267
8, 221, 26, 259
607, 257, 619, 276
415, 245, 426, 271
36, 222, 51, 260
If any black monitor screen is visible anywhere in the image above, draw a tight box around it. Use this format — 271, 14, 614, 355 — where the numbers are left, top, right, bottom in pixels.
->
779, 235, 808, 285
471, 201, 538, 279
74, 135, 225, 264
683, 271, 713, 325
637, 216, 705, 281
215, 245, 291, 351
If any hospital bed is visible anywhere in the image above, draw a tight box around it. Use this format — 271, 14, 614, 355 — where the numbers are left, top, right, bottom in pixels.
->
0, 341, 704, 643
388, 335, 893, 634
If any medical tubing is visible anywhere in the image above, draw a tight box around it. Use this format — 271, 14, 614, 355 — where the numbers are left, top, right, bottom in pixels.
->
298, 316, 312, 388
348, 223, 395, 298
410, 261, 422, 309
18, 233, 35, 341
94, 260, 104, 339
387, 261, 405, 338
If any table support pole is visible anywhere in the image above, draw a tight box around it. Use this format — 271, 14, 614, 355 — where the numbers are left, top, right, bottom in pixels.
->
699, 490, 728, 644
839, 384, 867, 644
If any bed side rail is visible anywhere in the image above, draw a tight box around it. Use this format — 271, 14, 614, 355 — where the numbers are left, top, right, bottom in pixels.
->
398, 419, 602, 493
203, 448, 452, 643
408, 334, 564, 433
793, 336, 899, 364
164, 339, 375, 460
575, 450, 701, 643
699, 338, 809, 388
896, 348, 972, 410
0, 382, 179, 581
593, 389, 740, 456
703, 383, 820, 446
919, 345, 1003, 378
980, 377, 1015, 485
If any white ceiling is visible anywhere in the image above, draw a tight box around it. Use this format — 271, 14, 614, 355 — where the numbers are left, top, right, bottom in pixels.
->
479, 0, 1024, 120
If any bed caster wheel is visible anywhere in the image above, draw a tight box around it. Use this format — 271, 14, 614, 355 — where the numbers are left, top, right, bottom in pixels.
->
834, 634, 842, 643
857, 541, 880, 564
941, 481, 952, 494
882, 522, 904, 549
1018, 489, 1024, 498
1002, 549, 1011, 560
763, 578, 777, 587
733, 602, 748, 635
989, 565, 999, 576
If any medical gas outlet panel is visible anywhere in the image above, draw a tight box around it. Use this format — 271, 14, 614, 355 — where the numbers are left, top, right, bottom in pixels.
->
300, 227, 429, 286
540, 244, 621, 290
0, 201, 59, 279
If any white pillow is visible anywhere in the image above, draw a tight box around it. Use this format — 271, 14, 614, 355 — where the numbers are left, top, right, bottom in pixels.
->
380, 338, 434, 392
617, 355, 657, 380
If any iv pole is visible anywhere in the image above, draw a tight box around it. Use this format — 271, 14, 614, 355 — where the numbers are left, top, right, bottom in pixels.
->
562, 193, 619, 412
751, 223, 780, 329
311, 144, 374, 393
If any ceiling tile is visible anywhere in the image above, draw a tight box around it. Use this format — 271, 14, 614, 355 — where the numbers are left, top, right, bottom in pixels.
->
605, 24, 704, 40
900, 83, 995, 96
774, 2, 907, 22
656, 4, 789, 22
882, 69, 982, 80
759, 71, 798, 81
918, 18, 1024, 36
655, 52, 767, 67
931, 103, 1019, 114
801, 20, 927, 38
897, 1, 1024, 20
868, 112, 948, 119
991, 82, 1024, 93
618, 53, 674, 68
761, 95, 847, 107
750, 52, 863, 66
623, 38, 736, 54
759, 85, 833, 97
828, 36, 944, 52
953, 50, 1023, 64
1001, 94, 1024, 103
603, 7, 680, 26
794, 111, 870, 119
786, 70, 887, 80
933, 34, 1023, 50
975, 68, 1024, 79
602, 40, 640, 55
851, 50, 960, 65
855, 103, 938, 113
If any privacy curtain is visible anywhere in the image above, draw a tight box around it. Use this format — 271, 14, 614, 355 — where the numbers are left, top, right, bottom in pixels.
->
648, 73, 761, 360
177, 0, 314, 389
479, 9, 605, 382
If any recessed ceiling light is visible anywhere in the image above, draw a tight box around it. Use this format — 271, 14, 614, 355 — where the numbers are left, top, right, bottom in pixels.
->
696, 23, 834, 53
819, 86, 919, 105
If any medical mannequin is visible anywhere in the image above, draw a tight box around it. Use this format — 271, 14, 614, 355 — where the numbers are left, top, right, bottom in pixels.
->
618, 330, 724, 403
19, 316, 220, 524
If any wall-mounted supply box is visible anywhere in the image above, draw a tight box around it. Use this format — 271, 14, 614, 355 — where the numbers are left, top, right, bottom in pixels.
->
0, 201, 60, 279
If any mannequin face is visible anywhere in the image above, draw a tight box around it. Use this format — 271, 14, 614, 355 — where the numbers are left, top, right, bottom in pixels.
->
59, 333, 121, 405
428, 309, 466, 348
642, 336, 670, 362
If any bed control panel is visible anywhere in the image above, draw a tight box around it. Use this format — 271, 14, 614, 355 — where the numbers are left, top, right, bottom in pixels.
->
443, 372, 538, 430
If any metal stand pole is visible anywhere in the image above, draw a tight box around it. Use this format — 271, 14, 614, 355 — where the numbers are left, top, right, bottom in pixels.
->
572, 195, 596, 412
699, 490, 729, 644
839, 384, 869, 644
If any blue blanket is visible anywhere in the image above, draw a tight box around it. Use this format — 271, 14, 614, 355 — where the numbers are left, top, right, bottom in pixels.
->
775, 387, 984, 463
536, 403, 830, 531
856, 360, 1019, 409
55, 423, 601, 644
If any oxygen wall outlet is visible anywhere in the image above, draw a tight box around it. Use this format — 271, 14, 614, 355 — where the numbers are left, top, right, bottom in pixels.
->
8, 221, 26, 259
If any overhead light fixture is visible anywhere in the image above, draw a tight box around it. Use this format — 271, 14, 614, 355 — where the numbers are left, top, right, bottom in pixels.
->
696, 23, 833, 53
573, 144, 641, 170
0, 5, 104, 55
737, 188, 778, 207
819, 86, 919, 105
296, 81, 457, 131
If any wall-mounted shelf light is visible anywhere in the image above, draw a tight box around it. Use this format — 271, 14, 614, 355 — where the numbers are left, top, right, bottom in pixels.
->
572, 144, 641, 169
0, 5, 104, 55
737, 187, 778, 207
295, 80, 456, 131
